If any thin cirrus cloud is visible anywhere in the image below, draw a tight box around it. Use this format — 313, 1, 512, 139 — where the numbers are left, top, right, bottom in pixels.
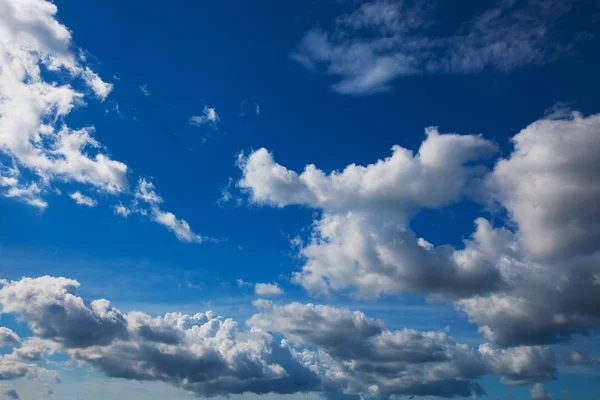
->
291, 0, 577, 95
0, 0, 203, 244
0, 276, 559, 399
236, 110, 600, 349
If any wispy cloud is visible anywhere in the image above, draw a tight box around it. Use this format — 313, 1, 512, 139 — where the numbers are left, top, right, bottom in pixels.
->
292, 0, 575, 95
70, 191, 97, 207
189, 106, 220, 127
139, 84, 151, 96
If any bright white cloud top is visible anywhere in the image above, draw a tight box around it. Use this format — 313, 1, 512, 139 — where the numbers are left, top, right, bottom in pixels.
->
0, 0, 203, 243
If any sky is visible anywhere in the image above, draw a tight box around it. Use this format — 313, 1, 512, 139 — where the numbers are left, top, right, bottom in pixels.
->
0, 0, 600, 399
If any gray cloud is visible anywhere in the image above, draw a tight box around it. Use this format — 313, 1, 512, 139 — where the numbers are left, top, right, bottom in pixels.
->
0, 277, 128, 348
0, 276, 562, 399
0, 327, 19, 347
0, 277, 322, 397
249, 302, 556, 398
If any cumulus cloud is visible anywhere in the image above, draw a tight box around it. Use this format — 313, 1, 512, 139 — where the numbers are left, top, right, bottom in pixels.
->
292, 0, 578, 94
69, 191, 97, 207
248, 302, 556, 398
0, 0, 205, 244
0, 276, 561, 399
237, 111, 600, 349
0, 277, 128, 348
490, 112, 600, 261
0, 328, 20, 347
189, 106, 220, 127
0, 277, 321, 397
238, 127, 500, 299
255, 283, 284, 296
529, 383, 552, 400
455, 112, 600, 347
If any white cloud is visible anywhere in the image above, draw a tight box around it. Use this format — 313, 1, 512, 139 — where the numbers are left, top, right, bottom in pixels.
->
1, 178, 47, 210
292, 0, 574, 95
255, 283, 284, 297
69, 191, 97, 207
237, 111, 600, 349
139, 84, 151, 96
0, 0, 205, 244
0, 276, 560, 399
236, 279, 252, 288
153, 209, 202, 243
113, 202, 132, 218
529, 383, 553, 400
0, 327, 20, 347
189, 106, 220, 127
238, 127, 499, 299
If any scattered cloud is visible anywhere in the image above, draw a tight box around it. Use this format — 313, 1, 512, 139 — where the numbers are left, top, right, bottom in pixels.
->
189, 106, 221, 127
139, 84, 151, 96
236, 279, 252, 288
69, 191, 97, 207
0, 0, 205, 244
529, 383, 552, 400
255, 283, 284, 297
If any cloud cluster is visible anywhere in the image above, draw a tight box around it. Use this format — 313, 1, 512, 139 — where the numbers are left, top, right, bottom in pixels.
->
248, 302, 556, 398
0, 0, 203, 243
0, 276, 560, 398
237, 111, 600, 351
0, 276, 321, 396
292, 0, 577, 94
238, 127, 501, 299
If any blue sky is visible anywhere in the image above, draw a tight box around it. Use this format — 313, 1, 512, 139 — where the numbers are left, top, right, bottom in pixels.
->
1, 0, 600, 399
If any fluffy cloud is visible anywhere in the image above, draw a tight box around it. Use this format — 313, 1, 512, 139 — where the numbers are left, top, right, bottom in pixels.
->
0, 276, 561, 399
292, 0, 576, 94
0, 277, 322, 396
0, 327, 20, 347
249, 302, 556, 398
238, 127, 500, 299
69, 191, 97, 207
529, 383, 552, 400
490, 112, 600, 261
456, 112, 600, 346
237, 111, 600, 349
255, 283, 284, 297
0, 277, 128, 348
0, 0, 204, 244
